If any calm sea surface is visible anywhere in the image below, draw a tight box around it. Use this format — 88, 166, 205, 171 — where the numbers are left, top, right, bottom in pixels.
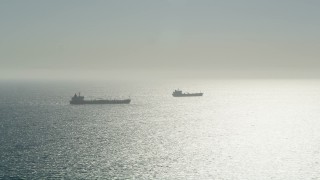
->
1, 79, 320, 179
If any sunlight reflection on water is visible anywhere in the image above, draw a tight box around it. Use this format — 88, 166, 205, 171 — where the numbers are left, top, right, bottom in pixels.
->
0, 79, 320, 179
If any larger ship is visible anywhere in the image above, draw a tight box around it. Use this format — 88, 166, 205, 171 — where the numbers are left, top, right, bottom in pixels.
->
172, 89, 203, 97
70, 93, 131, 104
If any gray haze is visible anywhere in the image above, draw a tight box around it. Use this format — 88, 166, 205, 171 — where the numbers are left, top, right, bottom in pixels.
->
1, 0, 320, 80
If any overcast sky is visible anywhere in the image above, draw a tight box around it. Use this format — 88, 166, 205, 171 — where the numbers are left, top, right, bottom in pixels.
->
1, 0, 320, 79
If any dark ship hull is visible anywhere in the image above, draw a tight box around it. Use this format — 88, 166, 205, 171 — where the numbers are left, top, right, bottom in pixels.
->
70, 99, 131, 105
70, 93, 130, 105
172, 93, 203, 97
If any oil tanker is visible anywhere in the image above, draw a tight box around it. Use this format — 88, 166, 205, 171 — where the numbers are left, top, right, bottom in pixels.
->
172, 89, 203, 97
70, 93, 131, 104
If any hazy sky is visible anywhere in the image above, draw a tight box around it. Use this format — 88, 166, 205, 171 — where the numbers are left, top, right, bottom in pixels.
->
1, 0, 320, 79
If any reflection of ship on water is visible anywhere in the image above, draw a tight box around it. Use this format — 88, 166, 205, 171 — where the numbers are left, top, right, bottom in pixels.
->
70, 93, 131, 104
172, 89, 203, 97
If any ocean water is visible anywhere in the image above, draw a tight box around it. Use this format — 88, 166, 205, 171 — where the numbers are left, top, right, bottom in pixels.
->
1, 79, 320, 179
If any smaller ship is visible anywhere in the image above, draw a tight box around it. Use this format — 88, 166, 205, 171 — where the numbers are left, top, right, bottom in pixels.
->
70, 93, 131, 105
172, 89, 203, 97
